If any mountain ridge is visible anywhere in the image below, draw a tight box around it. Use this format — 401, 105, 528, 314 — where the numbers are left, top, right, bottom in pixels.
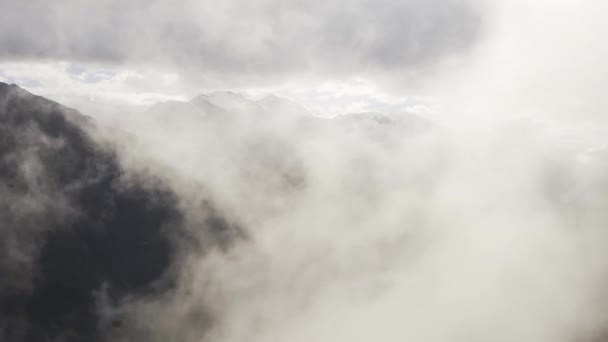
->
0, 82, 231, 342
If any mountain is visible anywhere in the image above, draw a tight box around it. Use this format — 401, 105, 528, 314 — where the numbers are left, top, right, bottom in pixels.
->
0, 83, 232, 342
189, 91, 311, 119
256, 94, 310, 117
143, 91, 430, 137
335, 111, 432, 135
194, 91, 261, 113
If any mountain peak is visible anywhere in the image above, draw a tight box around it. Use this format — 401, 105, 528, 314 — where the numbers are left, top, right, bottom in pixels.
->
257, 94, 310, 117
194, 90, 252, 102
192, 91, 260, 113
0, 81, 20, 89
0, 82, 92, 127
0, 82, 30, 98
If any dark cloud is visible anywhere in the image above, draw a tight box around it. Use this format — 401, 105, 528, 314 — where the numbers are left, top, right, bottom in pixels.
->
0, 0, 481, 82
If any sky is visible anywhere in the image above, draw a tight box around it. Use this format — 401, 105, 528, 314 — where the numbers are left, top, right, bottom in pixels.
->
0, 0, 482, 115
1, 0, 606, 133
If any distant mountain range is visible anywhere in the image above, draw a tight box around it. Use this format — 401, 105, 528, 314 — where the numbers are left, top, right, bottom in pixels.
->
141, 90, 431, 136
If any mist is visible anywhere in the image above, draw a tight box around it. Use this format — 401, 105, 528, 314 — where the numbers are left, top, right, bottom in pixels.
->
2, 0, 608, 341
95, 97, 608, 342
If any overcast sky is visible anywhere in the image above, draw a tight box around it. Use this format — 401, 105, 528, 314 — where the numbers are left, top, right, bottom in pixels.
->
1, 0, 608, 127
0, 0, 483, 115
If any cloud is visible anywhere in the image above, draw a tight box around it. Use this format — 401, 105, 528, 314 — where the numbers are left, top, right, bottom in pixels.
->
425, 0, 608, 125
0, 0, 482, 85
94, 87, 608, 342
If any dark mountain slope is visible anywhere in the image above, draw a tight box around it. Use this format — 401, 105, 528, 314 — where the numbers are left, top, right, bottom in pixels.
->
0, 83, 229, 342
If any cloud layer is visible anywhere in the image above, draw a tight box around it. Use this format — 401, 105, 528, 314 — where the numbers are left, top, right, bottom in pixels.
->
0, 0, 481, 83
